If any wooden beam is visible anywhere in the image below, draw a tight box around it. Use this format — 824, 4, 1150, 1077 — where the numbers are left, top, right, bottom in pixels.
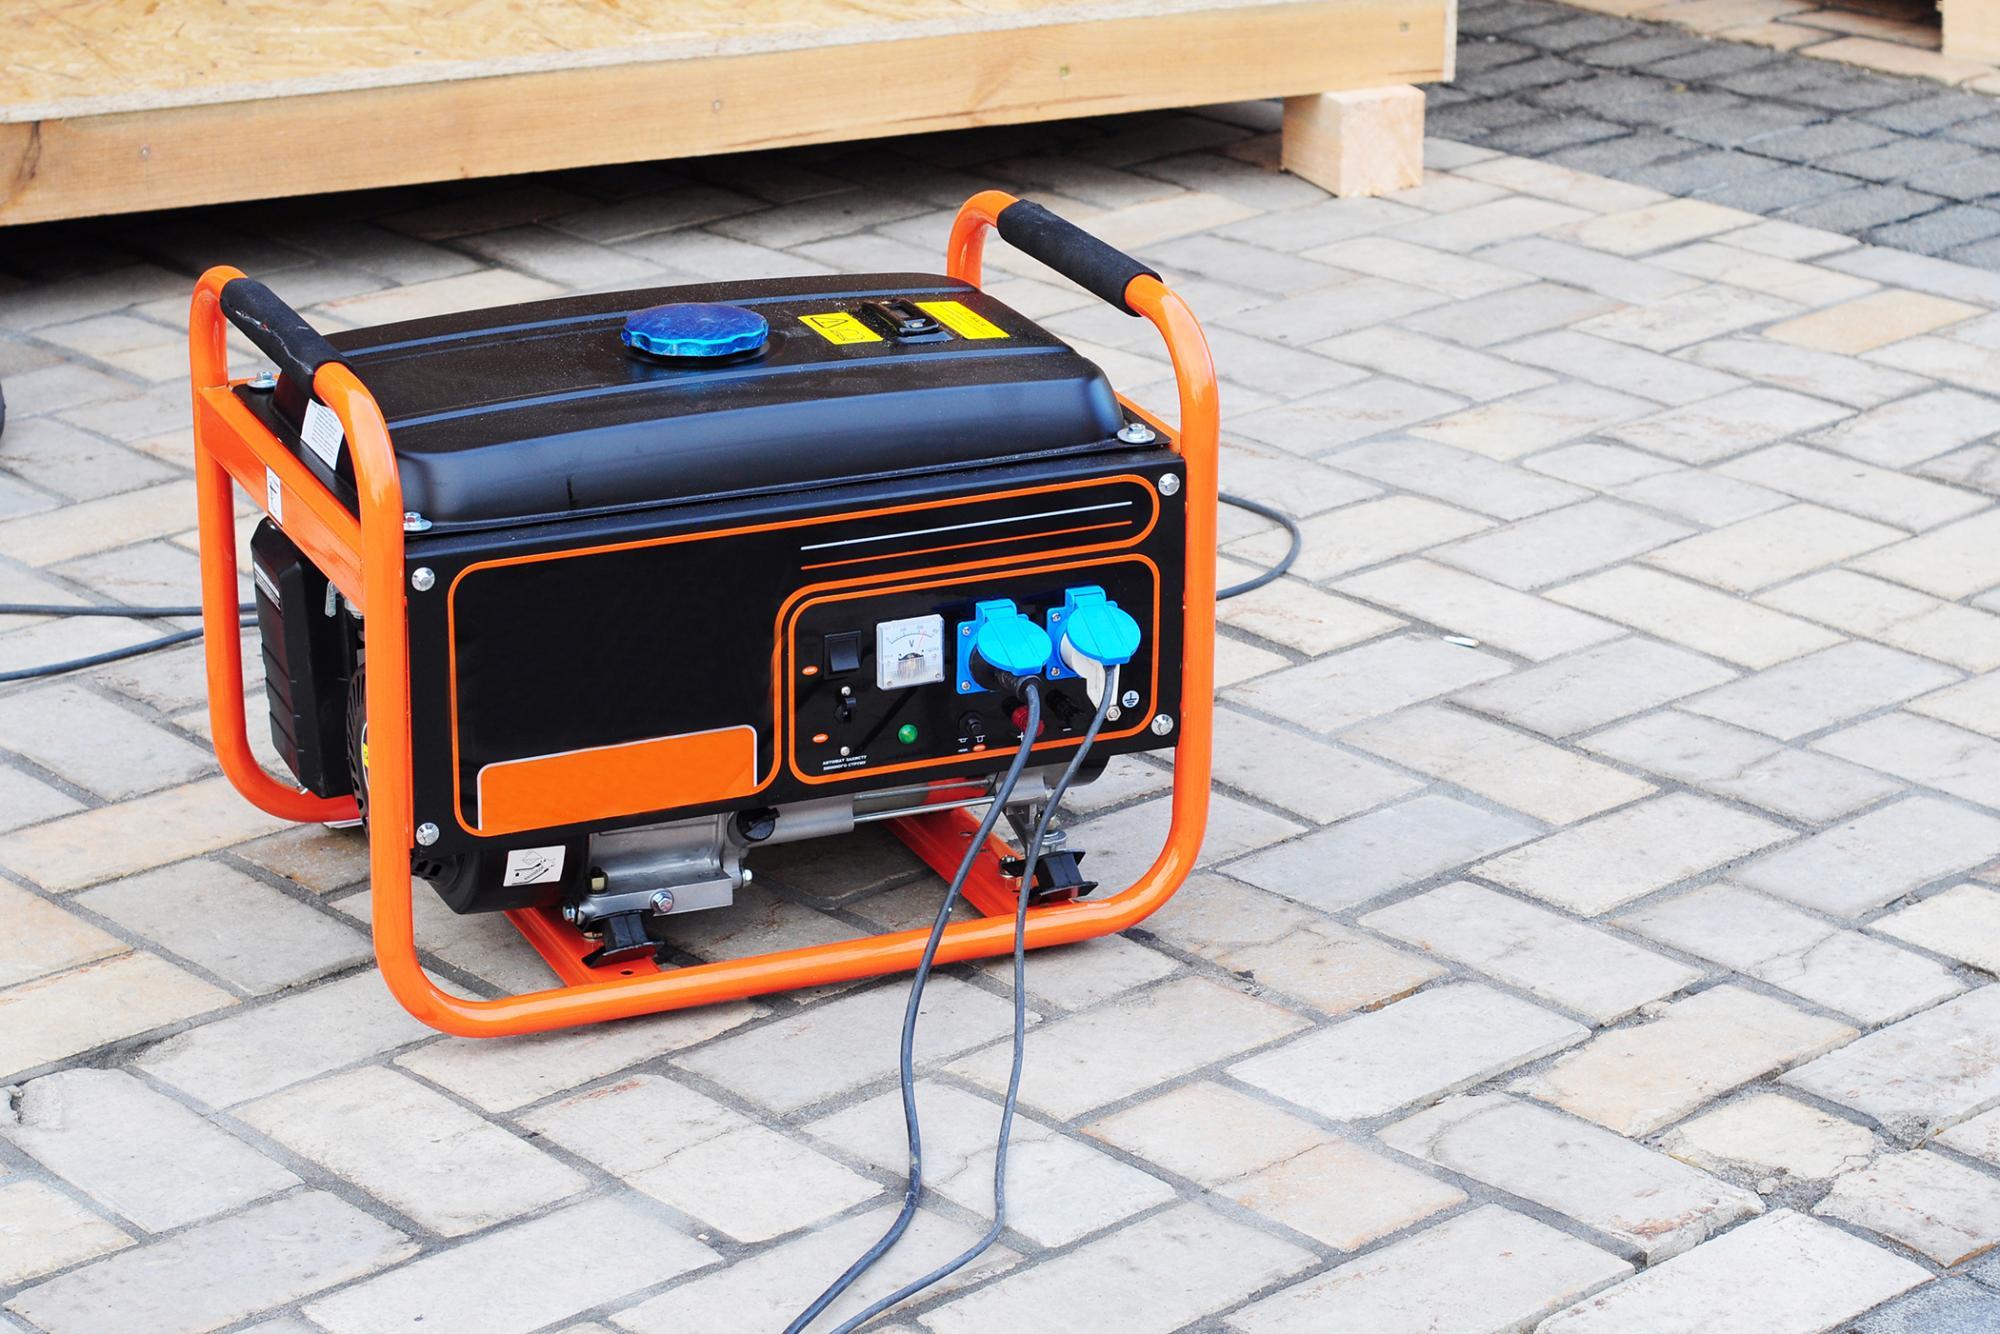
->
0, 0, 1450, 226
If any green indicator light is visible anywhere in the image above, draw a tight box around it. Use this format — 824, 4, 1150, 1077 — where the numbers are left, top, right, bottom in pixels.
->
897, 723, 920, 745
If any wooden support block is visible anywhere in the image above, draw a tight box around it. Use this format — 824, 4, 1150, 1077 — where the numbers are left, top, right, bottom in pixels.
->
1281, 86, 1425, 198
1944, 0, 2000, 64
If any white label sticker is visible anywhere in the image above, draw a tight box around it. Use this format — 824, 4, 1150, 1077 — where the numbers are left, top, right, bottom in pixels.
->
503, 845, 567, 887
300, 399, 345, 469
265, 467, 283, 523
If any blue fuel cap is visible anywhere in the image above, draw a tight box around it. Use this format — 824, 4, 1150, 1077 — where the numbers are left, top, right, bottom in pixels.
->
621, 303, 768, 359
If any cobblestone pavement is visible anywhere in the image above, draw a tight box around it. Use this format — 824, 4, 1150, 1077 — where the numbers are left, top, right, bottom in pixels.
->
1440, 0, 2000, 266
6, 88, 2000, 1333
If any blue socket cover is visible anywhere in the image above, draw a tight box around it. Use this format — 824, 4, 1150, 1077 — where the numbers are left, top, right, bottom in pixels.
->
1059, 586, 1140, 666
621, 302, 769, 359
972, 599, 1054, 681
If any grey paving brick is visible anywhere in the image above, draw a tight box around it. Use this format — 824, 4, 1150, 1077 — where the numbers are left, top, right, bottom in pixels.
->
1781, 185, 1949, 233
1453, 634, 1737, 737
924, 1203, 1313, 1334
1429, 98, 1552, 143
1644, 42, 1786, 83
1529, 71, 1677, 112
1786, 985, 2000, 1143
1229, 793, 1540, 913
1571, 32, 1710, 70
1868, 203, 2000, 255
1863, 91, 1999, 135
1540, 1210, 1927, 1332
1821, 135, 1986, 185
1947, 114, 2000, 149
1382, 1093, 1760, 1261
1, 1069, 298, 1231
1734, 794, 2000, 920
1482, 117, 1632, 157
1460, 55, 1599, 99
1227, 1204, 1629, 1334
1853, 1276, 2000, 1332
8, 1192, 415, 1334
303, 1196, 714, 1334
1684, 641, 1960, 741
1672, 101, 1828, 150
1232, 984, 1586, 1121
1514, 12, 1642, 51
1748, 119, 1901, 165
1947, 234, 2000, 271
1547, 130, 1701, 178
1617, 883, 1961, 1026
1783, 71, 1934, 115
1697, 163, 1859, 213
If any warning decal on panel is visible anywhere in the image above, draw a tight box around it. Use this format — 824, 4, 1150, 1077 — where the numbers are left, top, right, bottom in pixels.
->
917, 300, 1007, 339
300, 399, 345, 469
798, 311, 882, 345
502, 845, 567, 887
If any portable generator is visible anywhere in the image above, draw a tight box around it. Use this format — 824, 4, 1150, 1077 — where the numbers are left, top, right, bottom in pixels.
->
189, 191, 1216, 1036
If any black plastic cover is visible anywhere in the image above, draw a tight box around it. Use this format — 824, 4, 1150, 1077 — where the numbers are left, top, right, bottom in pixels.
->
292, 274, 1124, 528
251, 520, 352, 800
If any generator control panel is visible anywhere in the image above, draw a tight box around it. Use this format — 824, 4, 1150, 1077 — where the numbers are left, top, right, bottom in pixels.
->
788, 558, 1163, 784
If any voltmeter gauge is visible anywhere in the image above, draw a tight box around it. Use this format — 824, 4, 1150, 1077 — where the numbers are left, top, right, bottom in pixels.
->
876, 614, 946, 690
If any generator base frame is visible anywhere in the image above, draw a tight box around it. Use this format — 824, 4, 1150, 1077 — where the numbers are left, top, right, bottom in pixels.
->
190, 190, 1217, 1037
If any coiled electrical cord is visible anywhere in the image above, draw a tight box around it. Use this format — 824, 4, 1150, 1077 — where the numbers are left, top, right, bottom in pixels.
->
791, 667, 1119, 1333
1216, 491, 1301, 600
0, 494, 1299, 686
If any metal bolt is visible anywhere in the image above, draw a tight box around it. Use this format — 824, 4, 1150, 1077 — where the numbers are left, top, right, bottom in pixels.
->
247, 370, 277, 391
1121, 688, 1141, 709
1117, 421, 1157, 444
650, 889, 676, 914
403, 512, 433, 533
561, 903, 580, 924
416, 822, 440, 846
410, 567, 436, 592
1157, 472, 1182, 497
740, 868, 754, 885
1150, 713, 1174, 736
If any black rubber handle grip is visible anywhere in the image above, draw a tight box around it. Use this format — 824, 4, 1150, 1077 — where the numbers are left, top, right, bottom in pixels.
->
996, 199, 1159, 316
218, 277, 344, 390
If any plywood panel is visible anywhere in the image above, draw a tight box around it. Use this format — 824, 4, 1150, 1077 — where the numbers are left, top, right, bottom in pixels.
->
4, 0, 1451, 224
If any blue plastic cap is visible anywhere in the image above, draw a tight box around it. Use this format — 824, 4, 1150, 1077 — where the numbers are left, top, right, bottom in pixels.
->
1061, 586, 1141, 666
974, 601, 1054, 678
622, 303, 768, 358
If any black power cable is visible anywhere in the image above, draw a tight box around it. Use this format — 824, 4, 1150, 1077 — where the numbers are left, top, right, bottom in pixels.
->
0, 602, 257, 685
786, 684, 1047, 1333
814, 666, 1121, 1334
1216, 491, 1302, 600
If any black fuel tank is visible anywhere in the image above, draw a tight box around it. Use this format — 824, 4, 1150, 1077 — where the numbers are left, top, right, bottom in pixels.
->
264, 274, 1126, 530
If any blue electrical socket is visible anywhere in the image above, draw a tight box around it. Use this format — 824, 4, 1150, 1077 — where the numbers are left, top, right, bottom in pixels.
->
1046, 585, 1135, 677
956, 598, 1050, 695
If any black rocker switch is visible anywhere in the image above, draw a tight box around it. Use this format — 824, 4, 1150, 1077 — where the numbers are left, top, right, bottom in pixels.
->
825, 632, 863, 675
860, 299, 943, 340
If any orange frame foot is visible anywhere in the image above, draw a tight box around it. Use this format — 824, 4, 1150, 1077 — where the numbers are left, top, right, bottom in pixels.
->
191, 189, 1217, 1038
504, 906, 665, 986
886, 805, 1027, 919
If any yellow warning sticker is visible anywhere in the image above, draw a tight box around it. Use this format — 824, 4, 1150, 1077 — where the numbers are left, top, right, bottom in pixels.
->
798, 311, 882, 345
917, 299, 1008, 340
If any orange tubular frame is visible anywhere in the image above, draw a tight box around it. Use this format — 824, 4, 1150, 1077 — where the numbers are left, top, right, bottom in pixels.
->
191, 190, 1216, 1036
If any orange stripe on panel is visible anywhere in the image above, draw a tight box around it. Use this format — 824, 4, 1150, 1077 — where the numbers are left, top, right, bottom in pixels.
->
476, 725, 759, 837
